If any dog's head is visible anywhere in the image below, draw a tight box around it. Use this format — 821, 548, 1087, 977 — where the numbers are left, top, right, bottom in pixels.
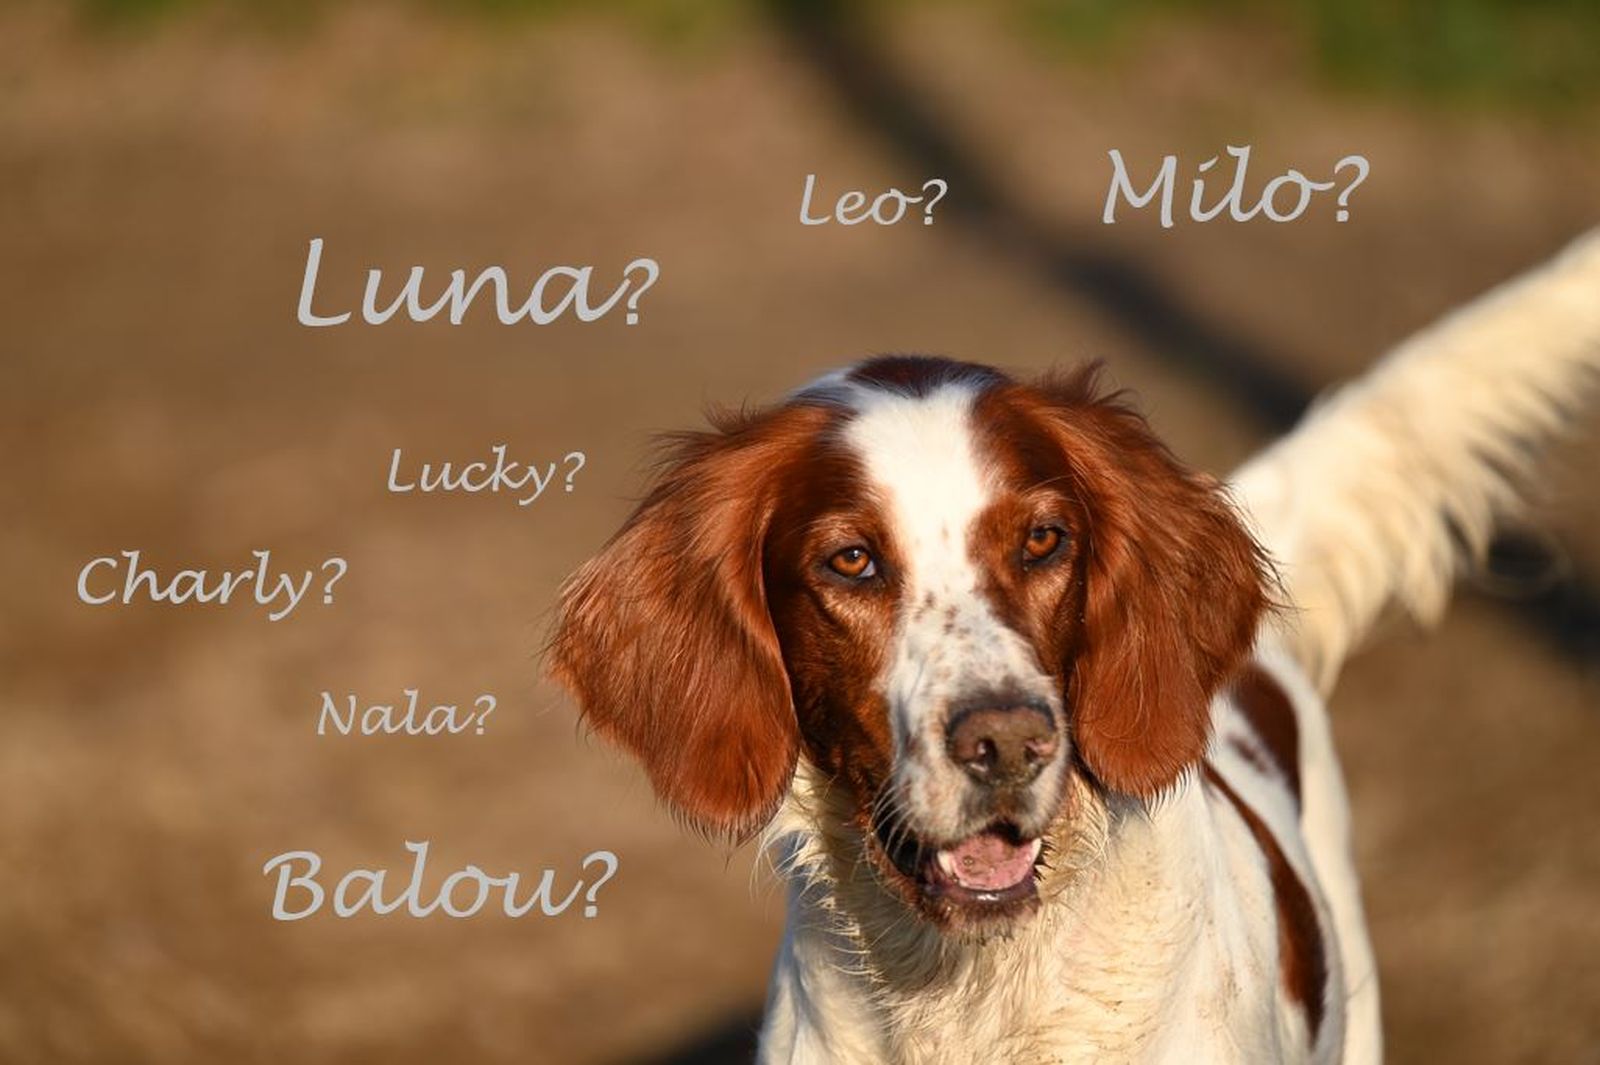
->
550, 357, 1268, 933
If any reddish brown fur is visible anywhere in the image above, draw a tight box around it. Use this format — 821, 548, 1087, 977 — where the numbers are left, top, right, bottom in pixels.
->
1230, 665, 1303, 806
549, 358, 1269, 865
1204, 765, 1329, 1039
547, 402, 839, 842
967, 391, 1090, 688
762, 435, 900, 831
978, 369, 1270, 798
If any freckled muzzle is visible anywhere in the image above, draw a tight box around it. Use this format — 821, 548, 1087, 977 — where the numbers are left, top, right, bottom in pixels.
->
872, 690, 1068, 923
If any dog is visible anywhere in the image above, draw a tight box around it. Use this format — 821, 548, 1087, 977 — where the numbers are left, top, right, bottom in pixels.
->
548, 230, 1600, 1064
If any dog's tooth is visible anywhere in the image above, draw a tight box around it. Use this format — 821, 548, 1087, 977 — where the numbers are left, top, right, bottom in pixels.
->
1027, 839, 1043, 862
936, 851, 957, 879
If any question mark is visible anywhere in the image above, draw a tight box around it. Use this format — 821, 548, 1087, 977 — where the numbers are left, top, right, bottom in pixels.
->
581, 850, 619, 917
1332, 155, 1369, 223
920, 179, 948, 225
320, 558, 347, 605
622, 258, 659, 325
472, 694, 496, 735
561, 451, 586, 492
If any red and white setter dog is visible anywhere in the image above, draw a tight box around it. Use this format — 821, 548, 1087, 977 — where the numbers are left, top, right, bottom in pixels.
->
550, 233, 1600, 1064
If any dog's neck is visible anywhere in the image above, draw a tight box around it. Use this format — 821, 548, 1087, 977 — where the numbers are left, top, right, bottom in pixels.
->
762, 764, 1277, 1063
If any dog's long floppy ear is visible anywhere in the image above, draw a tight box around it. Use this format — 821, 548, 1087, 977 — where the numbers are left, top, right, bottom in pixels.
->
548, 405, 828, 842
1030, 369, 1270, 798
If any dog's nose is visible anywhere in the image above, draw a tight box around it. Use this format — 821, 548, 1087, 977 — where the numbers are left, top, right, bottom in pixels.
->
945, 704, 1058, 786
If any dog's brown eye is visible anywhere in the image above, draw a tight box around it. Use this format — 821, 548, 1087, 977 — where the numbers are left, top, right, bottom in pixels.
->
1023, 526, 1063, 562
828, 547, 877, 580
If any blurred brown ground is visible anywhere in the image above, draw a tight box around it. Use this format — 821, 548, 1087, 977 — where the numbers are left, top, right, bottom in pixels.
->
1, 3, 1598, 1063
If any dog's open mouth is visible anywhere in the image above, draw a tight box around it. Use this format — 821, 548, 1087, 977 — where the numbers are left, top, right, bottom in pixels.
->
874, 813, 1045, 909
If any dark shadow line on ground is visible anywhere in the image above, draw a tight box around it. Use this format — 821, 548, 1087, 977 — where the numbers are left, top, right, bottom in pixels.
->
768, 0, 1311, 427
619, 1009, 764, 1065
615, 8, 1599, 1063
765, 0, 1600, 669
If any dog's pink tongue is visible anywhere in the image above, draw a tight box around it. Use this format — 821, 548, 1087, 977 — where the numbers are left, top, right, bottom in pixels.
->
938, 831, 1041, 891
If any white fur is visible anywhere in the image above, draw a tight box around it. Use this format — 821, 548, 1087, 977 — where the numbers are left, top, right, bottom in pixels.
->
761, 379, 1345, 1063
840, 383, 1066, 843
762, 752, 1319, 1063
1234, 228, 1600, 691
757, 230, 1600, 1063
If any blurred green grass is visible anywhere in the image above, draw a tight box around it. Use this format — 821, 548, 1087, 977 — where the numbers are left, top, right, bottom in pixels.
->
65, 0, 1600, 111
1016, 0, 1600, 109
73, 0, 750, 46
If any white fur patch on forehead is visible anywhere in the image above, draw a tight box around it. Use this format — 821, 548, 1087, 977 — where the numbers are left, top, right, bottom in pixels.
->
839, 383, 991, 591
